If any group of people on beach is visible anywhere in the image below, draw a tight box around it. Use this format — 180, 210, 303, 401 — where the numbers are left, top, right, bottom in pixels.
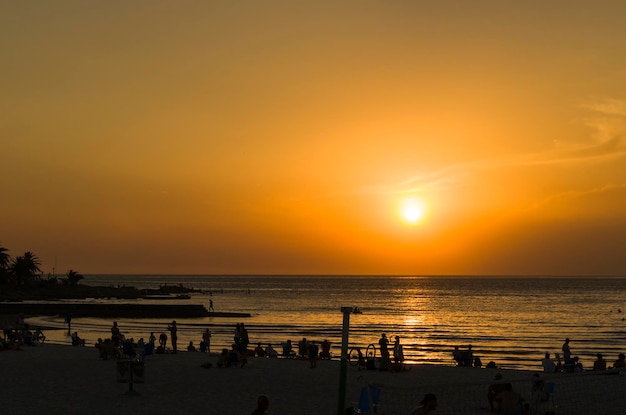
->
540, 338, 626, 374
1, 314, 46, 350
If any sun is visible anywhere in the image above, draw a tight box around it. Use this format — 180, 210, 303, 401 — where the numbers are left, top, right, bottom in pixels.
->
399, 197, 427, 225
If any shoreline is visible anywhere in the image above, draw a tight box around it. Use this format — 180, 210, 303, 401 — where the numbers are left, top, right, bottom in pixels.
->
2, 343, 626, 414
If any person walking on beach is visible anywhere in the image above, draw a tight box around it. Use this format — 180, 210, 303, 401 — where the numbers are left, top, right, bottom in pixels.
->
209, 299, 214, 312
409, 393, 437, 415
168, 320, 178, 354
65, 312, 72, 336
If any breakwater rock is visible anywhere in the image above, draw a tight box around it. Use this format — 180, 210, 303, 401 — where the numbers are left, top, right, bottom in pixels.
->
0, 303, 251, 318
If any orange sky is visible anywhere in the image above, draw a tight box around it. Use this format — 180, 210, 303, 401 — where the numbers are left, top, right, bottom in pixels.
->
2, 1, 626, 275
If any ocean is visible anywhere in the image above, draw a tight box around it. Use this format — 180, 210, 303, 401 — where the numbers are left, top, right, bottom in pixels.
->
29, 275, 626, 371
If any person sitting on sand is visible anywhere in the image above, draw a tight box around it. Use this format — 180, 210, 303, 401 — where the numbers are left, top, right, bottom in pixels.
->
250, 394, 269, 415
265, 344, 278, 358
453, 346, 462, 365
159, 332, 168, 350
541, 352, 556, 373
254, 342, 266, 357
613, 353, 626, 368
217, 348, 230, 367
593, 353, 607, 371
187, 341, 197, 352
95, 338, 105, 356
554, 353, 563, 372
320, 339, 331, 359
298, 337, 308, 357
572, 356, 584, 372
282, 339, 294, 357
409, 393, 437, 415
71, 331, 85, 346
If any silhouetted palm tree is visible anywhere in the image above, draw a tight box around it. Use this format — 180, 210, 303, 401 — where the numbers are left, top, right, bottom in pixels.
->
0, 244, 10, 284
10, 251, 42, 286
65, 269, 84, 286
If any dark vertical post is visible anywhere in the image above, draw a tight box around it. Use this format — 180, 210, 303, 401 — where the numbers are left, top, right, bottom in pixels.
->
338, 306, 353, 415
128, 360, 134, 393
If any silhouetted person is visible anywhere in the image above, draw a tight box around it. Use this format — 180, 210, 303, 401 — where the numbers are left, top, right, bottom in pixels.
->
167, 320, 178, 353
250, 394, 269, 415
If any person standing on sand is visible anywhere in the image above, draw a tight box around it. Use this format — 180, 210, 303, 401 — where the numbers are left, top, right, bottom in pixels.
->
65, 312, 72, 336
393, 336, 405, 363
379, 333, 389, 358
250, 394, 269, 415
409, 393, 437, 415
202, 328, 211, 353
562, 338, 572, 363
111, 321, 121, 346
209, 299, 214, 312
167, 320, 178, 354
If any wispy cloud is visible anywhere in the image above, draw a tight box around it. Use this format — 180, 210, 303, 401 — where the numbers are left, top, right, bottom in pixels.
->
374, 98, 626, 196
526, 183, 626, 212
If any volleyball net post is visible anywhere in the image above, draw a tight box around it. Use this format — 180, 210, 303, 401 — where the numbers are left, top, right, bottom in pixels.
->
338, 306, 357, 415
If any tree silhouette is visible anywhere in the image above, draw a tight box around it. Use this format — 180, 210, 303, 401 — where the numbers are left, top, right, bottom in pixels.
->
10, 251, 42, 286
0, 244, 10, 284
65, 269, 84, 286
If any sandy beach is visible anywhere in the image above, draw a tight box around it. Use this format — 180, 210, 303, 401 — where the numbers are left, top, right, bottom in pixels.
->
2, 340, 626, 415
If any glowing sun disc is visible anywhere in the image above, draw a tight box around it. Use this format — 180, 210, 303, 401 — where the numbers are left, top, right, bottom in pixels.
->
400, 197, 427, 224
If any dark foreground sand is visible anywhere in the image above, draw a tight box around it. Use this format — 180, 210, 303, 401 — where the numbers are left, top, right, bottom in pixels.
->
2, 343, 626, 414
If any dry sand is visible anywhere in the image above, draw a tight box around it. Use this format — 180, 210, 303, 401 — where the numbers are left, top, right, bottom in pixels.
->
2, 342, 626, 415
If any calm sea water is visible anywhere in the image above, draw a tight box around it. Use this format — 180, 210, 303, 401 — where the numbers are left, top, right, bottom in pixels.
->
29, 275, 626, 371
